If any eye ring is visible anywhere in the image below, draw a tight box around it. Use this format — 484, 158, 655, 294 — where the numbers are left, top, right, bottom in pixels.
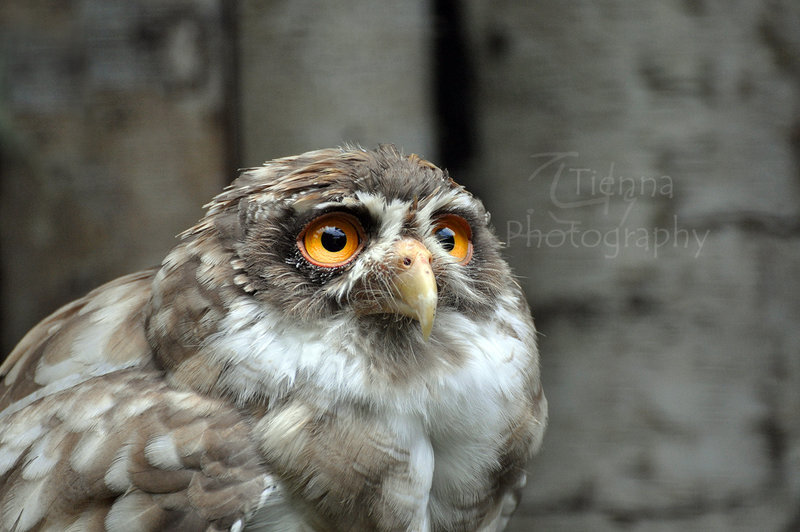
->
433, 214, 473, 265
297, 212, 366, 268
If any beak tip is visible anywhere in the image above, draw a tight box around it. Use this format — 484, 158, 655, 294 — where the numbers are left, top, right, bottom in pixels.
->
415, 291, 437, 342
420, 316, 434, 341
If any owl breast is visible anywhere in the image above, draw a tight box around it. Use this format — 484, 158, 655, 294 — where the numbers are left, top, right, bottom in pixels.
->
202, 289, 540, 530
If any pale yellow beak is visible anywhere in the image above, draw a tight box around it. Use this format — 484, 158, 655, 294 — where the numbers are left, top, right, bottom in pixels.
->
386, 238, 438, 340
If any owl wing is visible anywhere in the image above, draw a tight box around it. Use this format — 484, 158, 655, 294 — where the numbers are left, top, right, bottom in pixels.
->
0, 269, 158, 409
0, 369, 290, 532
0, 274, 302, 531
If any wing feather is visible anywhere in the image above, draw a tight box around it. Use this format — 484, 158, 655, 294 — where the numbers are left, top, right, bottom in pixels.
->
0, 270, 158, 409
0, 370, 283, 532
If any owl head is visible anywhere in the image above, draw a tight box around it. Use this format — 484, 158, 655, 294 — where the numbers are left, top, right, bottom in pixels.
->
225, 145, 511, 330
148, 145, 522, 386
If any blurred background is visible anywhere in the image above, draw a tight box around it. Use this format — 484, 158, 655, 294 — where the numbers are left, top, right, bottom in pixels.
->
1, 1, 799, 530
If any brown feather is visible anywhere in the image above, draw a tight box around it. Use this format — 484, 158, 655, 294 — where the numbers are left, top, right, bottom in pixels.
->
0, 371, 270, 531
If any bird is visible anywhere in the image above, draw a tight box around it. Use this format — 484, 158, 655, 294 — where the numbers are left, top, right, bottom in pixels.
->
0, 144, 547, 531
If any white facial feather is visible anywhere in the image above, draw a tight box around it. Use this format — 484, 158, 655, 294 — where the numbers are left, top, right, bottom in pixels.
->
326, 192, 411, 302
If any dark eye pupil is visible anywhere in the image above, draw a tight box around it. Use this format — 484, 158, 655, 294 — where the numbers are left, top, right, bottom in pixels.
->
435, 227, 456, 252
320, 226, 347, 252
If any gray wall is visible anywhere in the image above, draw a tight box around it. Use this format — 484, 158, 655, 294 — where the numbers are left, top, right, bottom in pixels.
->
0, 0, 234, 351
2, 1, 799, 530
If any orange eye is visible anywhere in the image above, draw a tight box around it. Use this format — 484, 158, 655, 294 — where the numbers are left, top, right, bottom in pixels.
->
433, 215, 472, 264
298, 213, 365, 268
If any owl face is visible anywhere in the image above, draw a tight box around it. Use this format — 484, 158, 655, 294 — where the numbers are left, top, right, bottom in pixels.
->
216, 145, 511, 344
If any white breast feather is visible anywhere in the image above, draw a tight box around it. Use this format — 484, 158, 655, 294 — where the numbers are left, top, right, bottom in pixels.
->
208, 295, 529, 416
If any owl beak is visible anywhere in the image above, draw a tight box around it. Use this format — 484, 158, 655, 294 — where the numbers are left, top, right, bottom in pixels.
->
388, 238, 437, 341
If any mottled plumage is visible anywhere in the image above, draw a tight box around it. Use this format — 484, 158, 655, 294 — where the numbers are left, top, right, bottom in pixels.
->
0, 145, 547, 531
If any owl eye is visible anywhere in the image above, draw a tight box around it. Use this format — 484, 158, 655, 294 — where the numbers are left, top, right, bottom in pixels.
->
298, 212, 365, 268
433, 215, 472, 264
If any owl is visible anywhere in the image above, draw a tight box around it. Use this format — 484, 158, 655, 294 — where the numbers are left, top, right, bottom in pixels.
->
0, 145, 546, 531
